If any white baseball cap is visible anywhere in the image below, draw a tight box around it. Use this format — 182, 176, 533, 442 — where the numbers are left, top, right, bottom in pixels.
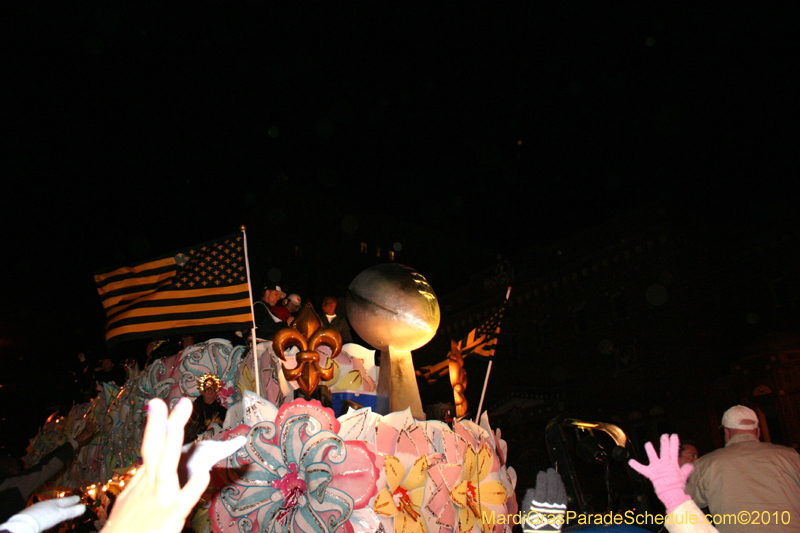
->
263, 285, 286, 298
720, 405, 759, 429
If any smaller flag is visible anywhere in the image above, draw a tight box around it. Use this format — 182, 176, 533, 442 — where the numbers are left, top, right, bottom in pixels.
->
95, 234, 253, 346
456, 303, 505, 358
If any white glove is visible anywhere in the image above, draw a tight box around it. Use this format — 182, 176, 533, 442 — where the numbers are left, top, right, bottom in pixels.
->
522, 469, 567, 532
0, 496, 86, 533
182, 436, 246, 480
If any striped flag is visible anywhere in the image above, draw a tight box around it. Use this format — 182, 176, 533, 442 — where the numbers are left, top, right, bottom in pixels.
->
95, 234, 253, 346
456, 304, 505, 358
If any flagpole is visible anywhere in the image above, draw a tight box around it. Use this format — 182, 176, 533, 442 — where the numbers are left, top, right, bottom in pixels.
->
474, 286, 512, 423
240, 225, 261, 398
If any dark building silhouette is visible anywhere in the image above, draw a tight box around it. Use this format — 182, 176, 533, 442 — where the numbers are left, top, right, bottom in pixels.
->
423, 204, 800, 494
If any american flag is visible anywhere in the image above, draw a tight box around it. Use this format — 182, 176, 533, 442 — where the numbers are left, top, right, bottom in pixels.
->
456, 303, 505, 358
95, 234, 253, 346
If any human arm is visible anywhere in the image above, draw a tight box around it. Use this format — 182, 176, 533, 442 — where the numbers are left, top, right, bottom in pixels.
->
661, 499, 719, 533
0, 440, 77, 510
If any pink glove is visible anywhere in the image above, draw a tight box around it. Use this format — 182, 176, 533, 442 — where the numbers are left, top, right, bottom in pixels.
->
628, 434, 693, 514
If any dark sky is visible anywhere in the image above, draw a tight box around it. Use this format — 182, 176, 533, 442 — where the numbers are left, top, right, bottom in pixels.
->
1, 4, 797, 437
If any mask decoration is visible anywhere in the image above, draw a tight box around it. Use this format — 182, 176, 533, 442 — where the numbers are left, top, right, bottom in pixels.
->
272, 303, 343, 397
197, 372, 222, 393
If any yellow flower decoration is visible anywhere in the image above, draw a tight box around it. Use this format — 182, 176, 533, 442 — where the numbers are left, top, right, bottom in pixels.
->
238, 364, 256, 394
449, 445, 508, 533
374, 455, 429, 533
323, 359, 341, 387
333, 370, 364, 391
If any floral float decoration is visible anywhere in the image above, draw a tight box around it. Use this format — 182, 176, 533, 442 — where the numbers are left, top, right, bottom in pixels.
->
322, 343, 377, 393
197, 392, 516, 533
373, 454, 429, 533
24, 345, 517, 533
209, 397, 379, 533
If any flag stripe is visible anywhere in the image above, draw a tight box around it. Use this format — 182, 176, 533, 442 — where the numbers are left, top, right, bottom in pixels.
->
102, 278, 178, 314
459, 333, 487, 352
105, 284, 248, 317
99, 273, 178, 309
107, 297, 250, 327
107, 286, 250, 317
96, 265, 178, 297
472, 339, 498, 357
107, 305, 252, 330
95, 257, 176, 284
108, 313, 254, 338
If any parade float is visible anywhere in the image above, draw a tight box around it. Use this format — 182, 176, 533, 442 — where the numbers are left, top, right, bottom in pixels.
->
23, 264, 519, 533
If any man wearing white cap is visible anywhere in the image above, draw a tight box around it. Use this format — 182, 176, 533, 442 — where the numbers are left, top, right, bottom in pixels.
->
685, 405, 800, 532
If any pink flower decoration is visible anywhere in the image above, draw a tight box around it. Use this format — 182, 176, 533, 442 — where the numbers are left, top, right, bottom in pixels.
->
208, 399, 378, 533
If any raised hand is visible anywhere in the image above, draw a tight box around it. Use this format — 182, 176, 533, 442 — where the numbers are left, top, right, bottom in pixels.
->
521, 468, 567, 532
101, 398, 242, 533
628, 433, 693, 513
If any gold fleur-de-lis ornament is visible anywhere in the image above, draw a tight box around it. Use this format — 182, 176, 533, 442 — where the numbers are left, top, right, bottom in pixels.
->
272, 303, 342, 398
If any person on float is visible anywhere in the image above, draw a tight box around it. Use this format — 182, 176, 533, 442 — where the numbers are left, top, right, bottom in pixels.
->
183, 373, 227, 444
286, 294, 302, 315
271, 291, 298, 326
319, 296, 352, 343
253, 285, 289, 338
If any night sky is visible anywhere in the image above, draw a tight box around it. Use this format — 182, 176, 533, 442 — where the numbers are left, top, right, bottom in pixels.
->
2, 4, 797, 451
